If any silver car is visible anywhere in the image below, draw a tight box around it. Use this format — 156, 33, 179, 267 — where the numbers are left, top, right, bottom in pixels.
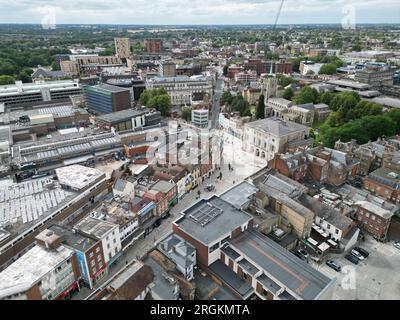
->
351, 249, 365, 260
394, 241, 400, 250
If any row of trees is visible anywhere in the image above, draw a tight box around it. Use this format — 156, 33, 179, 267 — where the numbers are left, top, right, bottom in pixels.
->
315, 90, 400, 147
139, 87, 171, 116
319, 110, 400, 148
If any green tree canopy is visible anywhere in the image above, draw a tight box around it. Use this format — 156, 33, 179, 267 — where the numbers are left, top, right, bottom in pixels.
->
181, 106, 191, 122
294, 86, 319, 105
0, 75, 15, 85
283, 87, 294, 100
256, 94, 265, 119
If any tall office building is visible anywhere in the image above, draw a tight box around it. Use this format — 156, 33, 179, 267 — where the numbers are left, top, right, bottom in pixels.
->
144, 39, 163, 54
159, 61, 176, 77
114, 37, 131, 59
85, 83, 131, 114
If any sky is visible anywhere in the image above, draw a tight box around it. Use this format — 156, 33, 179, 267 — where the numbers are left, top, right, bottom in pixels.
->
0, 0, 399, 25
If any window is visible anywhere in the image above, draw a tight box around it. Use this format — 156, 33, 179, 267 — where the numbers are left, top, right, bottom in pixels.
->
335, 229, 339, 235
96, 247, 100, 253
371, 215, 376, 221
209, 243, 219, 253
89, 252, 94, 258
327, 224, 331, 230
221, 236, 230, 245
97, 255, 102, 262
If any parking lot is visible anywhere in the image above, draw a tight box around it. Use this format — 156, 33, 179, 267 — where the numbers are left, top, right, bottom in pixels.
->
311, 236, 400, 300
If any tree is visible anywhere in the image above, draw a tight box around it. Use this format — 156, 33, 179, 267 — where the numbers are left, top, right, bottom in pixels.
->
256, 94, 265, 119
283, 87, 294, 100
242, 107, 252, 117
0, 75, 15, 85
154, 95, 171, 116
319, 92, 335, 105
223, 64, 229, 76
220, 91, 233, 105
294, 86, 319, 105
319, 64, 337, 75
181, 106, 191, 121
18, 71, 32, 83
139, 90, 151, 106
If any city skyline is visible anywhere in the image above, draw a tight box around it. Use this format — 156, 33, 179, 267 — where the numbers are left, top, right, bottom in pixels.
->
0, 0, 399, 25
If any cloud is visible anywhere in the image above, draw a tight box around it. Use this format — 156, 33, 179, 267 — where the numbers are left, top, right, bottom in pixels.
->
0, 0, 399, 24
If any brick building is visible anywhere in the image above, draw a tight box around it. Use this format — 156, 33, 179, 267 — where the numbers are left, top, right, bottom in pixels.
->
353, 201, 393, 240
172, 195, 335, 300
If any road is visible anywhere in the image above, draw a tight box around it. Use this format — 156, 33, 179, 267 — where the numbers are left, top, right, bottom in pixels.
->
73, 130, 265, 300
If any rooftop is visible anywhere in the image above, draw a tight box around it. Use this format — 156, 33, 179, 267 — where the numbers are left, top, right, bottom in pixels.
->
74, 216, 118, 239
96, 108, 148, 124
48, 224, 99, 252
86, 83, 130, 93
229, 231, 334, 300
245, 117, 309, 137
220, 181, 258, 209
355, 201, 393, 220
151, 180, 175, 194
55, 165, 104, 191
175, 195, 252, 245
368, 167, 400, 189
0, 244, 74, 299
0, 177, 75, 232
0, 80, 80, 98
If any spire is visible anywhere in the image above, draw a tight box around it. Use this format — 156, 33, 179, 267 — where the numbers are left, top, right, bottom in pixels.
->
269, 62, 274, 77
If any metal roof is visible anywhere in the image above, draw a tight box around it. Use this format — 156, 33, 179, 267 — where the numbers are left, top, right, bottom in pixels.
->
175, 195, 252, 245
230, 231, 334, 300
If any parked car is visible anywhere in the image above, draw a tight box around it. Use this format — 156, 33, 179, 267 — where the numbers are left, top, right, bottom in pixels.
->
326, 260, 342, 272
345, 254, 359, 265
295, 249, 309, 262
351, 249, 365, 261
393, 241, 400, 250
354, 247, 369, 258
204, 184, 215, 192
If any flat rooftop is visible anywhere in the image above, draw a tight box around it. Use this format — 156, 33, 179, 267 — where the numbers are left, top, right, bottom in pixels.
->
86, 83, 130, 93
220, 181, 258, 209
0, 80, 80, 98
0, 244, 74, 299
229, 231, 334, 300
175, 195, 252, 245
49, 224, 98, 252
151, 180, 175, 194
74, 216, 117, 239
96, 108, 148, 124
55, 165, 104, 191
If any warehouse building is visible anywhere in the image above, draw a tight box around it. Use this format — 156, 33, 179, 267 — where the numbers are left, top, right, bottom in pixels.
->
0, 165, 108, 268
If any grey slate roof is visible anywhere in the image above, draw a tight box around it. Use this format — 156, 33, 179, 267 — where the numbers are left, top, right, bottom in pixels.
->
229, 231, 333, 300
209, 260, 254, 298
245, 117, 309, 137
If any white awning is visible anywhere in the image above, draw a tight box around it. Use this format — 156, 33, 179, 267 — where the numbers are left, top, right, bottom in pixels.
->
327, 239, 337, 247
318, 242, 330, 252
307, 237, 319, 246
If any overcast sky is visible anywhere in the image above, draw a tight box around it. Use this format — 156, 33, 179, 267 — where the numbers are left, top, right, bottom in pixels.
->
0, 0, 399, 25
